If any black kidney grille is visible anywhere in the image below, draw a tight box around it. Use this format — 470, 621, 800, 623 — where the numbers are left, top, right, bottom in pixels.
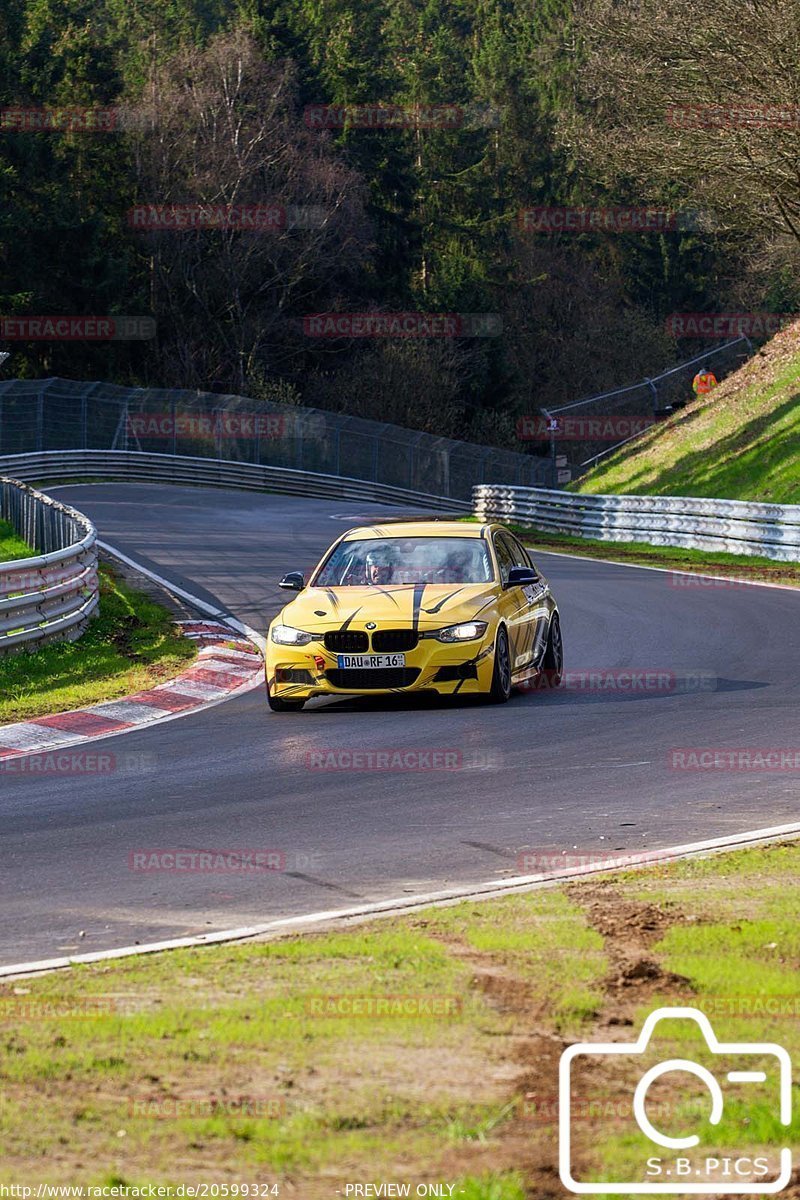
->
326, 668, 421, 690
324, 630, 369, 653
371, 629, 418, 652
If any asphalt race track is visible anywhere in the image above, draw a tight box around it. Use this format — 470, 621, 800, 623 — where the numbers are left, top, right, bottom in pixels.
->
1, 483, 798, 967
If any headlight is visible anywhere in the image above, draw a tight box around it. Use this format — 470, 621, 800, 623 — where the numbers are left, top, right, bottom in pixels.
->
434, 621, 488, 643
271, 624, 315, 646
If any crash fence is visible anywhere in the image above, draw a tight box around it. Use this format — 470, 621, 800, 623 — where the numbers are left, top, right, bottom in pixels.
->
0, 450, 472, 511
0, 477, 99, 653
473, 484, 800, 563
0, 377, 553, 497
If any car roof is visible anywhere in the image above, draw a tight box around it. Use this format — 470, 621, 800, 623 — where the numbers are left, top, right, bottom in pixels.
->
340, 520, 497, 541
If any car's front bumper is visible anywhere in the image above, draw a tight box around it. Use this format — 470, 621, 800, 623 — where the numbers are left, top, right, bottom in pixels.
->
265, 633, 497, 700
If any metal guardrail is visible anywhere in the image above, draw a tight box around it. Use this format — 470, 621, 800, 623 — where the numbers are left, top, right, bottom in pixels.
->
473, 485, 800, 563
0, 450, 471, 512
0, 478, 99, 653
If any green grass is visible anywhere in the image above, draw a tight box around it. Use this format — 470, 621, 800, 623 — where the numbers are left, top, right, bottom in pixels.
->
420, 890, 606, 1032
0, 517, 34, 562
574, 846, 800, 1195
574, 324, 800, 502
3, 842, 800, 1193
0, 895, 606, 1187
0, 564, 196, 722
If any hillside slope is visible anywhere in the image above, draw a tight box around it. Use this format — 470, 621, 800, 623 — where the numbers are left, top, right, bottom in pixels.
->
575, 320, 800, 503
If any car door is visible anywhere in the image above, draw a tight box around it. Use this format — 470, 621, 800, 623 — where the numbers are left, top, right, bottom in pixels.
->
492, 531, 536, 678
498, 532, 551, 678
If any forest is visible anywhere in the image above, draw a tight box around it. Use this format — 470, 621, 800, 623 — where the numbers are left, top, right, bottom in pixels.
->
1, 0, 797, 446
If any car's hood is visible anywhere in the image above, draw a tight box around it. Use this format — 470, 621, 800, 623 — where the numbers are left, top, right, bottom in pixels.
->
278, 584, 497, 630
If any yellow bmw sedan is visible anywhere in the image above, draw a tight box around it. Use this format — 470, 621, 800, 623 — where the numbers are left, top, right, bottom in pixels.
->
265, 520, 563, 711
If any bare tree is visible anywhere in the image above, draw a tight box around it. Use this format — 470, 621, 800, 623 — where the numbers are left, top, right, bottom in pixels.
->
499, 240, 674, 411
127, 28, 372, 390
564, 0, 800, 242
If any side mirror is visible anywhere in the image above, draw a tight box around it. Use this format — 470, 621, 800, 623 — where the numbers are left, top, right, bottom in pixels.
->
506, 566, 539, 589
279, 571, 305, 592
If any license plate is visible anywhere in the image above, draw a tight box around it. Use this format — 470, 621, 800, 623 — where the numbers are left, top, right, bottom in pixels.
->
337, 653, 406, 669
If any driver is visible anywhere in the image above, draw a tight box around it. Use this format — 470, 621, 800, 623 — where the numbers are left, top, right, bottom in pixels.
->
365, 547, 394, 586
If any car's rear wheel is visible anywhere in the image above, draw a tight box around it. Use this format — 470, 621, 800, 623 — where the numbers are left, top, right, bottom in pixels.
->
540, 612, 563, 688
487, 625, 512, 704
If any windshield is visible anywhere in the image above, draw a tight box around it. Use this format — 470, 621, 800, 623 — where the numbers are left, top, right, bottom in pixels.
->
314, 536, 494, 587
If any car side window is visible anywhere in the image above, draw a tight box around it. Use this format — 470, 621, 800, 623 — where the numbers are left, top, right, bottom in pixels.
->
504, 535, 529, 570
493, 534, 515, 585
507, 535, 538, 574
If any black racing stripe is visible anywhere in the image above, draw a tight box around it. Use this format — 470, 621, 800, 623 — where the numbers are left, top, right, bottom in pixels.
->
453, 641, 487, 693
324, 588, 340, 610
411, 583, 427, 635
369, 585, 400, 607
423, 587, 465, 615
339, 607, 362, 631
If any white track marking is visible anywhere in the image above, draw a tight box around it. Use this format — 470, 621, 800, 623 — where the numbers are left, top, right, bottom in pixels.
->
3, 819, 800, 979
531, 545, 800, 592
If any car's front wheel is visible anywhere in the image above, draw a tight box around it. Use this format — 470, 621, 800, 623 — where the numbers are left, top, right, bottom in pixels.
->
486, 625, 512, 704
267, 686, 305, 713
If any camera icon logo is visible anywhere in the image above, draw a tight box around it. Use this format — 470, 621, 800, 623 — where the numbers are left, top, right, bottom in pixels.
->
559, 1006, 792, 1194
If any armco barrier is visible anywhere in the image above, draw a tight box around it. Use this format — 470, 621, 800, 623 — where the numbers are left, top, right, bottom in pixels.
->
473, 485, 800, 563
0, 450, 470, 511
0, 478, 99, 653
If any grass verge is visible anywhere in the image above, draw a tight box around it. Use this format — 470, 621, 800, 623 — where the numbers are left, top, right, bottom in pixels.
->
573, 320, 800, 503
0, 564, 197, 723
2, 843, 800, 1197
0, 517, 35, 562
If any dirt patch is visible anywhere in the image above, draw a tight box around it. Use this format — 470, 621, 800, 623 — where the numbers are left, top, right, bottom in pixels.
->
108, 612, 148, 658
567, 882, 692, 1026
